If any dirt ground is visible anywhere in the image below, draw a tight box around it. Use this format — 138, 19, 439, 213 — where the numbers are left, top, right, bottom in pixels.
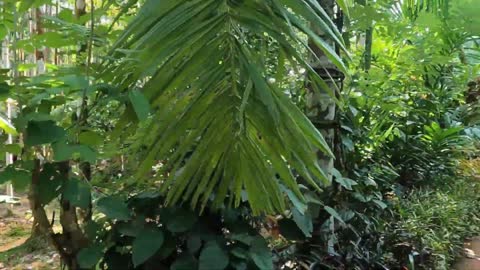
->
454, 237, 480, 270
0, 197, 60, 270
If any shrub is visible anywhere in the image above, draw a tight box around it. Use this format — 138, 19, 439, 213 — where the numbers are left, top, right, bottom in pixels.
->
384, 177, 480, 269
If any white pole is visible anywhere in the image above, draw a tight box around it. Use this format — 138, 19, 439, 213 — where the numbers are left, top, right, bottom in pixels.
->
6, 98, 14, 198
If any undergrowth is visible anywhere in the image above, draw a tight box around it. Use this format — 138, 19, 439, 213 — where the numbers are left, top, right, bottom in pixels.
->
385, 176, 480, 269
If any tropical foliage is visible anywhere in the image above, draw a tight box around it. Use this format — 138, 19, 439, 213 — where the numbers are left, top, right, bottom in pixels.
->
0, 0, 479, 270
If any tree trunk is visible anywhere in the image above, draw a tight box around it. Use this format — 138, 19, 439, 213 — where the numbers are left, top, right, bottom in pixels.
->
28, 6, 47, 242
306, 0, 343, 181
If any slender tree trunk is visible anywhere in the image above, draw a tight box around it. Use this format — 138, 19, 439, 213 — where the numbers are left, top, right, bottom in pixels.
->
28, 5, 47, 241
306, 0, 342, 181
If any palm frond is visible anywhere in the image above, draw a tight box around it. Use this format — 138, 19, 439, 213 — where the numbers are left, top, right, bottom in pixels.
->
103, 0, 346, 214
401, 0, 450, 19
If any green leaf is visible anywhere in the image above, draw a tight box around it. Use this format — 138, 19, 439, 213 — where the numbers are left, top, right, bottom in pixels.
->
0, 24, 8, 40
0, 82, 10, 96
199, 241, 229, 270
187, 235, 202, 254
77, 245, 103, 269
278, 219, 306, 240
59, 74, 89, 89
231, 233, 254, 245
292, 208, 313, 237
0, 115, 17, 135
25, 121, 65, 146
12, 170, 30, 191
52, 142, 96, 163
336, 0, 350, 17
84, 221, 103, 241
129, 89, 151, 121
18, 0, 35, 12
166, 208, 198, 233
231, 247, 249, 259
324, 206, 345, 225
373, 199, 388, 209
79, 131, 103, 146
132, 228, 164, 267
97, 196, 131, 221
249, 237, 273, 270
284, 187, 307, 214
158, 233, 176, 259
0, 144, 22, 155
63, 178, 91, 209
38, 164, 63, 205
37, 32, 72, 48
171, 254, 198, 270
232, 261, 248, 270
334, 177, 358, 191
0, 166, 30, 191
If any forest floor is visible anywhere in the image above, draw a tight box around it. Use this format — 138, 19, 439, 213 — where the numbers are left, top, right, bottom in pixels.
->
0, 196, 59, 270
454, 237, 480, 270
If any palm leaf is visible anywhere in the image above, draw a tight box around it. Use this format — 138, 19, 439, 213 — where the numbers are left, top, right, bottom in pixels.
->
103, 0, 346, 214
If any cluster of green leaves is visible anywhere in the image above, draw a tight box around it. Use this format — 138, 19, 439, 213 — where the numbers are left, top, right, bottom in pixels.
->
284, 0, 480, 269
77, 193, 275, 270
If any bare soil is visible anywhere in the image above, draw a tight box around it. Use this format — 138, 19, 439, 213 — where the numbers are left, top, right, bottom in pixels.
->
0, 197, 60, 270
455, 237, 480, 270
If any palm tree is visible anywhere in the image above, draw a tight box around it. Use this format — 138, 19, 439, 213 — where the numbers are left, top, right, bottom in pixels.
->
306, 0, 345, 182
103, 0, 349, 214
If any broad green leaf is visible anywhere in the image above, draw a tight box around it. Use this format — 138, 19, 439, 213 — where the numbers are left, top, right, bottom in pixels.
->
38, 164, 63, 205
165, 208, 198, 233
52, 142, 96, 163
77, 245, 103, 269
231, 233, 254, 245
324, 206, 345, 225
171, 254, 198, 270
13, 171, 32, 192
58, 74, 89, 89
97, 196, 131, 221
0, 166, 30, 191
283, 187, 308, 214
187, 235, 202, 254
199, 241, 229, 270
373, 199, 388, 209
84, 221, 103, 241
278, 219, 306, 240
63, 178, 91, 209
292, 208, 313, 237
249, 237, 273, 270
25, 121, 65, 146
231, 247, 249, 259
132, 228, 164, 267
79, 131, 103, 146
0, 82, 10, 95
0, 144, 22, 155
335, 177, 358, 190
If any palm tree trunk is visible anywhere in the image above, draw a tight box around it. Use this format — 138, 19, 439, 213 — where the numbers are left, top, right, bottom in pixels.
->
306, 0, 343, 180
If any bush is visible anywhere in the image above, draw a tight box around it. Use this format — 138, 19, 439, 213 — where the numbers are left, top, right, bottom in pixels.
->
384, 177, 480, 269
78, 192, 276, 270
